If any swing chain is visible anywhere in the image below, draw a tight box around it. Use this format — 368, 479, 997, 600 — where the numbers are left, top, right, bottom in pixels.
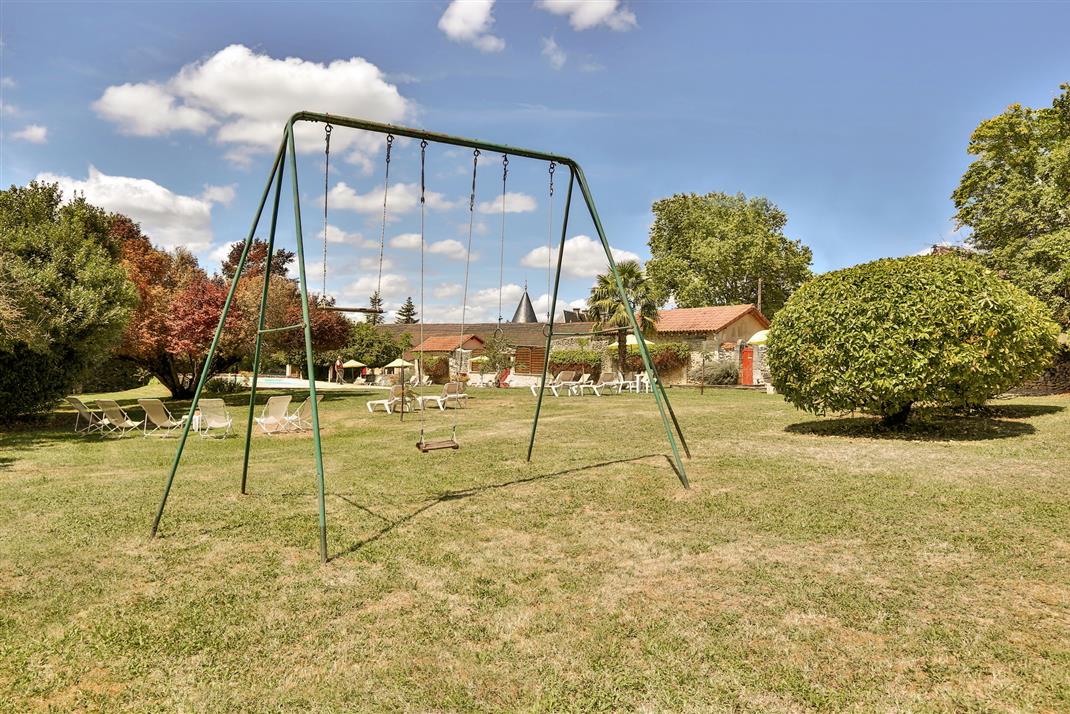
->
385, 133, 394, 163
468, 149, 480, 211
548, 161, 555, 197
322, 122, 333, 300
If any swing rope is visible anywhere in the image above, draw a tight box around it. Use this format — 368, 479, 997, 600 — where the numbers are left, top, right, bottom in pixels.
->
376, 134, 394, 302
546, 161, 555, 321
497, 154, 508, 332
451, 149, 480, 438
322, 123, 332, 301
418, 139, 429, 444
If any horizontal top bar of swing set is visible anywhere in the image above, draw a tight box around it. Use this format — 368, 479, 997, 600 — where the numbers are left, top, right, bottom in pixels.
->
288, 111, 577, 167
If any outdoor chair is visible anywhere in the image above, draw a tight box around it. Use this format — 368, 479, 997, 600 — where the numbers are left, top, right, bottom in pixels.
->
254, 395, 292, 435
593, 372, 625, 395
367, 385, 411, 414
138, 398, 184, 437
96, 399, 143, 437
285, 395, 322, 432
198, 398, 233, 438
416, 381, 468, 411
529, 370, 575, 398
564, 373, 591, 396
66, 396, 104, 434
576, 373, 609, 396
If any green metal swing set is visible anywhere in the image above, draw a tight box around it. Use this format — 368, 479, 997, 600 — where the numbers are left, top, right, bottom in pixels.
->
149, 111, 691, 562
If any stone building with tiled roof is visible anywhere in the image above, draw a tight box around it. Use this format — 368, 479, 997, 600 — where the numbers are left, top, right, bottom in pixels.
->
379, 295, 768, 384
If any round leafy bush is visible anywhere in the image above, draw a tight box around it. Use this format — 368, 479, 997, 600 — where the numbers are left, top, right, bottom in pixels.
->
688, 361, 739, 385
767, 255, 1060, 426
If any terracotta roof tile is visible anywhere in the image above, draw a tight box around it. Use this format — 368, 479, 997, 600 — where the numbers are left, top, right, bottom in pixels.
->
412, 334, 484, 352
655, 305, 769, 333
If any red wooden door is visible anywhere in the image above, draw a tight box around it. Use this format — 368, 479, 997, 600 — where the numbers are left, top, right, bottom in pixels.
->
740, 346, 754, 385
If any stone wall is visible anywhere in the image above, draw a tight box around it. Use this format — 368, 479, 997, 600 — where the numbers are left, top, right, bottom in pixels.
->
1010, 352, 1070, 396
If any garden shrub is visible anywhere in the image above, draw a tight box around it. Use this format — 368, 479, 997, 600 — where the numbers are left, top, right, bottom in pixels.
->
767, 255, 1060, 426
688, 361, 739, 385
204, 375, 245, 395
614, 342, 691, 373
423, 356, 449, 383
77, 356, 151, 393
549, 348, 602, 375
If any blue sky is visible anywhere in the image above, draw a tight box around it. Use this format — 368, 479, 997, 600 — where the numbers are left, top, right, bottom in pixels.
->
2, 0, 1068, 322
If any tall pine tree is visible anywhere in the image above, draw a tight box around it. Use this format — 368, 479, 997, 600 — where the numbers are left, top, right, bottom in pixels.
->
395, 296, 418, 324
366, 290, 384, 325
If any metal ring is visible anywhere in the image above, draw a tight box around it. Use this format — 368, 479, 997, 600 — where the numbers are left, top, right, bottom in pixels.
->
420, 139, 428, 149
324, 123, 332, 135
493, 326, 505, 339
473, 149, 480, 157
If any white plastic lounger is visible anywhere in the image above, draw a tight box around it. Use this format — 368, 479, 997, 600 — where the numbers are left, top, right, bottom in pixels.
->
416, 382, 468, 411
367, 385, 410, 414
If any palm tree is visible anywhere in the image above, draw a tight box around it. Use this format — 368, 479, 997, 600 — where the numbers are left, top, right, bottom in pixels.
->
587, 260, 659, 373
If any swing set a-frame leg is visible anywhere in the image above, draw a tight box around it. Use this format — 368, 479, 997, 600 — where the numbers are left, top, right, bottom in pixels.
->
241, 133, 288, 495
524, 165, 691, 487
151, 135, 287, 538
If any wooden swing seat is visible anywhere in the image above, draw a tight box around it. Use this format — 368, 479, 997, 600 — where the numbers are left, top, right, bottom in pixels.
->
417, 438, 460, 453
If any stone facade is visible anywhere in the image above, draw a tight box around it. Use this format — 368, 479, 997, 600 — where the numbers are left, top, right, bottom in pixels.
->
1010, 353, 1070, 396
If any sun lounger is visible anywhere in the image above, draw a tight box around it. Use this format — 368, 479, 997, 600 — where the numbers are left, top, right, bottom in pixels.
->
416, 381, 468, 411
138, 398, 184, 436
530, 370, 575, 398
66, 396, 103, 434
285, 395, 322, 432
254, 395, 292, 434
96, 399, 143, 437
198, 398, 233, 437
565, 373, 591, 396
367, 385, 410, 414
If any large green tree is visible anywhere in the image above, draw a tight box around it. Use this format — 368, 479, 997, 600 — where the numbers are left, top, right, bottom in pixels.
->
0, 182, 136, 421
646, 192, 812, 318
587, 260, 659, 372
953, 83, 1070, 326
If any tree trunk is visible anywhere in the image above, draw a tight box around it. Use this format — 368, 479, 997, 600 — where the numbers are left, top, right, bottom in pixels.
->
880, 402, 913, 428
617, 330, 627, 374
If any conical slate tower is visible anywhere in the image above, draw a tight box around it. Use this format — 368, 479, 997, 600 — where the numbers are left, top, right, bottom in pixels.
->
511, 288, 539, 323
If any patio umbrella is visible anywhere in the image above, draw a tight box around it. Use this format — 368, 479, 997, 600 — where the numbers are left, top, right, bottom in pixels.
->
383, 358, 414, 369
384, 358, 415, 422
748, 329, 770, 345
625, 334, 656, 347
342, 359, 365, 368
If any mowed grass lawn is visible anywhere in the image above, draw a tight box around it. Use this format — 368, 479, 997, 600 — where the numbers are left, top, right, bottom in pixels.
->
1, 384, 1069, 712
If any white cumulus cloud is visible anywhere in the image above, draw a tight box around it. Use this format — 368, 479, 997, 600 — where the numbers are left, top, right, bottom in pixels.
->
477, 191, 537, 214
541, 37, 567, 70
434, 282, 463, 299
389, 232, 423, 249
428, 239, 472, 261
359, 256, 393, 271
328, 181, 456, 215
35, 166, 226, 251
201, 184, 236, 206
343, 272, 409, 301
319, 223, 370, 245
536, 0, 637, 31
521, 234, 641, 279
12, 124, 48, 143
92, 44, 411, 167
438, 0, 505, 52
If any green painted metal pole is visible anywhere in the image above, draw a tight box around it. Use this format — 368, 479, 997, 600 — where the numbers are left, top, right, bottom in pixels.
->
286, 122, 330, 563
571, 165, 691, 488
151, 138, 286, 537
241, 145, 287, 494
526, 168, 575, 462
